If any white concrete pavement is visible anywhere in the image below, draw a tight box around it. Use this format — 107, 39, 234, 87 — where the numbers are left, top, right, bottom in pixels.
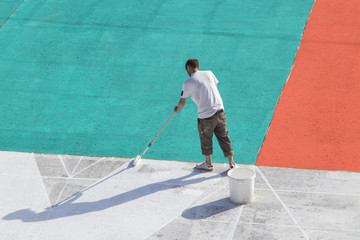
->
1, 151, 360, 239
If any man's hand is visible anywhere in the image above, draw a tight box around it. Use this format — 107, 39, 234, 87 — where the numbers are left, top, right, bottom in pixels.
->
174, 98, 186, 113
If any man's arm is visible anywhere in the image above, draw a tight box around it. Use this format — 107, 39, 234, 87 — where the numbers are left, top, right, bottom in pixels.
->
174, 98, 186, 113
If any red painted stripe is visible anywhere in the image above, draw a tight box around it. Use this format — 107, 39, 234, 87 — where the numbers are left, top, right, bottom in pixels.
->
256, 0, 360, 171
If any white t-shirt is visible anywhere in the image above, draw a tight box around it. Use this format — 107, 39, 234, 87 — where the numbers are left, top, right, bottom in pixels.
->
181, 70, 224, 119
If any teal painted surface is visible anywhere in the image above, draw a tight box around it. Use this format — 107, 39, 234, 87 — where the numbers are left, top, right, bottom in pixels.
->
0, 0, 23, 26
0, 0, 314, 163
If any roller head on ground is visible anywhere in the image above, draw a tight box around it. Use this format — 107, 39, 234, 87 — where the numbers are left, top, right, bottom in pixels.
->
133, 155, 141, 166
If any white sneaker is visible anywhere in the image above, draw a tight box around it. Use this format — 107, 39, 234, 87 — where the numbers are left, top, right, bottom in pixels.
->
230, 164, 238, 169
196, 162, 213, 171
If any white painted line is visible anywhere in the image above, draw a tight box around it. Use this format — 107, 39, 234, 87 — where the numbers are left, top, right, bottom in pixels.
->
71, 157, 106, 178
40, 176, 101, 181
273, 188, 360, 197
31, 152, 52, 206
200, 218, 299, 226
195, 174, 229, 204
301, 225, 360, 233
143, 190, 204, 240
53, 159, 131, 206
54, 180, 69, 206
58, 154, 70, 178
200, 219, 360, 234
255, 187, 360, 197
256, 166, 310, 240
52, 156, 108, 206
70, 156, 84, 177
225, 205, 244, 240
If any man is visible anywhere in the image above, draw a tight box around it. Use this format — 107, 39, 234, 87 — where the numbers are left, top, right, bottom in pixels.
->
174, 58, 236, 171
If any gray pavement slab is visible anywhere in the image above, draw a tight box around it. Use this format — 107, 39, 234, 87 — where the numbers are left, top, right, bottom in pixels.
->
1, 151, 360, 240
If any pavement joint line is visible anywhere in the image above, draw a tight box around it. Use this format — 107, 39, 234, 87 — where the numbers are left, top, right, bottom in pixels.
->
255, 166, 310, 240
58, 154, 71, 178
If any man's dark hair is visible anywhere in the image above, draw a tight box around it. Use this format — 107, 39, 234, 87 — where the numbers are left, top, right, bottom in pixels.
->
185, 58, 199, 70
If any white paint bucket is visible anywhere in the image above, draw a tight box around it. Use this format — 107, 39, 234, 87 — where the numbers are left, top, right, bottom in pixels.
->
228, 168, 256, 204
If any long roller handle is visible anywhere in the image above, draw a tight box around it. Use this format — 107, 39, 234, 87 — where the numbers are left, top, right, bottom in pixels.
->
140, 111, 175, 157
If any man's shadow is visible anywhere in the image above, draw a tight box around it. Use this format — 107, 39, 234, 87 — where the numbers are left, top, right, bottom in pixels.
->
3, 162, 228, 223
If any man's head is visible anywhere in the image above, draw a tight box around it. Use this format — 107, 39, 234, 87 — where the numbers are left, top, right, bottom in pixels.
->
185, 58, 199, 76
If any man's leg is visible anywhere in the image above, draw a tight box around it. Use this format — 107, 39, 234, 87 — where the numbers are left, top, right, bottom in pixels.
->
197, 116, 216, 170
214, 111, 235, 166
227, 155, 235, 167
198, 117, 216, 157
205, 155, 212, 165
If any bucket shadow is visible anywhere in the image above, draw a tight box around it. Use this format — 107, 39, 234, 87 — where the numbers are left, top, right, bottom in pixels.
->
3, 165, 227, 222
182, 197, 242, 220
